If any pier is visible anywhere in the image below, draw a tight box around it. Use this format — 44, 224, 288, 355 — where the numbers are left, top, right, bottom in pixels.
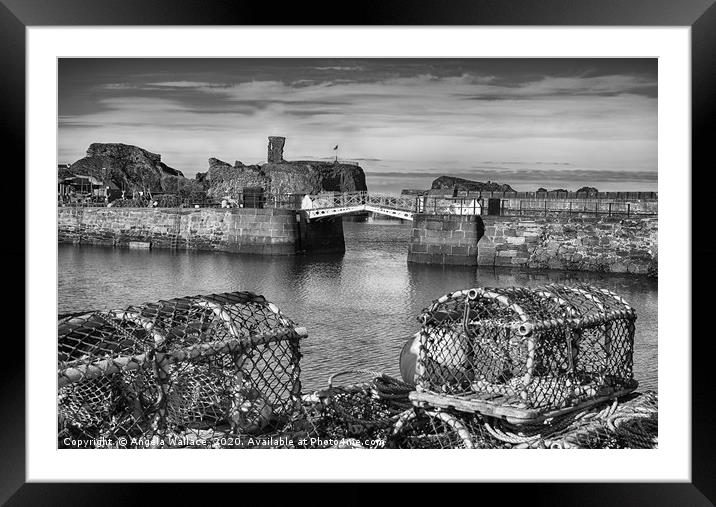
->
58, 189, 657, 275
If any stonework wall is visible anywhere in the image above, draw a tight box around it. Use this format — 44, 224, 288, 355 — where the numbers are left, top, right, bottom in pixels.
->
58, 207, 300, 255
407, 214, 485, 266
478, 216, 658, 275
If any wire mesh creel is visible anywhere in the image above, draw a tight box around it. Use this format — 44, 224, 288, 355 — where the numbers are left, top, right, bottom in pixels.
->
58, 292, 306, 448
411, 284, 638, 424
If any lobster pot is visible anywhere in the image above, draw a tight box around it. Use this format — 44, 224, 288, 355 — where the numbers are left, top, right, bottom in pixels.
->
413, 284, 637, 424
58, 292, 305, 448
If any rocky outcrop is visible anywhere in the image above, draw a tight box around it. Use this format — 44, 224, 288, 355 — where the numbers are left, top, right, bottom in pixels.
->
206, 159, 367, 198
206, 158, 269, 198
576, 186, 599, 197
206, 137, 368, 198
67, 143, 186, 193
431, 176, 515, 193
262, 161, 367, 194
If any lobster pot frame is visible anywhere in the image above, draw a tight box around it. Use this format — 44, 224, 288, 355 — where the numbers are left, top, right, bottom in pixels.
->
58, 292, 306, 448
411, 284, 637, 424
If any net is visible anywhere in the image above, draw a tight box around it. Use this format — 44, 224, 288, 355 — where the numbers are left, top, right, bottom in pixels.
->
57, 285, 654, 449
303, 375, 657, 449
58, 292, 305, 448
412, 284, 637, 423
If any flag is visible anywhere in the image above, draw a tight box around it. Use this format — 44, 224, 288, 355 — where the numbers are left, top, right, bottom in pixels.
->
333, 145, 338, 150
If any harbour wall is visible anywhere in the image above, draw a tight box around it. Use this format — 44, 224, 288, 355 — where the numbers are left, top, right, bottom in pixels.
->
478, 216, 658, 275
408, 214, 658, 276
57, 207, 344, 255
59, 208, 658, 275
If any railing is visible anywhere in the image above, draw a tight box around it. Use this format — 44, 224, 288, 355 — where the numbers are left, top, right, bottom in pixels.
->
416, 196, 483, 215
499, 200, 657, 218
418, 190, 658, 201
58, 190, 658, 218
306, 191, 419, 212
57, 192, 303, 210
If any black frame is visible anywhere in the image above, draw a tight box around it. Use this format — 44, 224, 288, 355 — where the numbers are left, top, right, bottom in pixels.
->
5, 0, 711, 504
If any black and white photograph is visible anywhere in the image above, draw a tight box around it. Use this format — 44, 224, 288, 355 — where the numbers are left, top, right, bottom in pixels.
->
56, 57, 659, 450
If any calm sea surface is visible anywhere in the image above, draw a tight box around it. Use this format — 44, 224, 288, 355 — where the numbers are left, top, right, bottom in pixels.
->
58, 221, 658, 392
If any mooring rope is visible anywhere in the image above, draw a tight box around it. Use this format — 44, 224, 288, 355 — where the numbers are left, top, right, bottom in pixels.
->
483, 398, 620, 447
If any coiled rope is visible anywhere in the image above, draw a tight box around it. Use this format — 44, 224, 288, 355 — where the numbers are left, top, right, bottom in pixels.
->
483, 398, 620, 447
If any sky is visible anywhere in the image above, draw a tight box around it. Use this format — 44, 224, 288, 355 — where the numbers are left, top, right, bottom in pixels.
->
58, 58, 657, 193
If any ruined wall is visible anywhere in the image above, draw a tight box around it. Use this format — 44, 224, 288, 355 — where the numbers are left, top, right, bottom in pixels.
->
267, 136, 286, 163
206, 158, 269, 199
478, 216, 658, 275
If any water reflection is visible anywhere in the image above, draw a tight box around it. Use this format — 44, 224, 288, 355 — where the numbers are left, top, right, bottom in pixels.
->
58, 221, 657, 391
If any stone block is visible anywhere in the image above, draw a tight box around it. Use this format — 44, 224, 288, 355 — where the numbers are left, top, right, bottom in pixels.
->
505, 236, 525, 245
430, 253, 445, 264
610, 262, 628, 273
424, 229, 447, 239
451, 245, 468, 256
477, 252, 496, 266
443, 220, 462, 231
494, 256, 514, 267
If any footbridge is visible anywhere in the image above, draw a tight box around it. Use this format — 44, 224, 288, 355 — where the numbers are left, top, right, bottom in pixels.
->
300, 191, 482, 221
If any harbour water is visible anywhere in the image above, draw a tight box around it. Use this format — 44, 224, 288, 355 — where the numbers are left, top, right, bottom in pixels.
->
58, 220, 658, 392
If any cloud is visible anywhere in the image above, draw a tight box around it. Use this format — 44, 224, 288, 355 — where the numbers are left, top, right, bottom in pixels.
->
145, 81, 226, 88
312, 66, 364, 71
367, 168, 657, 182
59, 62, 657, 190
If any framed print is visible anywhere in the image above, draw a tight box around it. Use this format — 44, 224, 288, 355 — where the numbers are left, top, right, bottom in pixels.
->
6, 0, 712, 504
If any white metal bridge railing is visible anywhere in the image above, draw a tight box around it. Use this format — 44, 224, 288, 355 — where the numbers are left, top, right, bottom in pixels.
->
305, 192, 418, 212
301, 192, 484, 221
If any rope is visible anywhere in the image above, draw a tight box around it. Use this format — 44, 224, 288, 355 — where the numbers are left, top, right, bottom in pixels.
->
327, 369, 385, 388
483, 397, 621, 447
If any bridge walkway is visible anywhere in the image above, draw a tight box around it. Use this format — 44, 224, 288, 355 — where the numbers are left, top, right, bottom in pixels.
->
301, 191, 482, 221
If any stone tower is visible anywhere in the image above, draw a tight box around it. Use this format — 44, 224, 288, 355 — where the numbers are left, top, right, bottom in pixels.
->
267, 136, 286, 163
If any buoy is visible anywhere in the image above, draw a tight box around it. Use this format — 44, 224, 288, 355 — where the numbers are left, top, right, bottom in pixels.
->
399, 333, 421, 385
428, 325, 469, 368
402, 325, 472, 388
